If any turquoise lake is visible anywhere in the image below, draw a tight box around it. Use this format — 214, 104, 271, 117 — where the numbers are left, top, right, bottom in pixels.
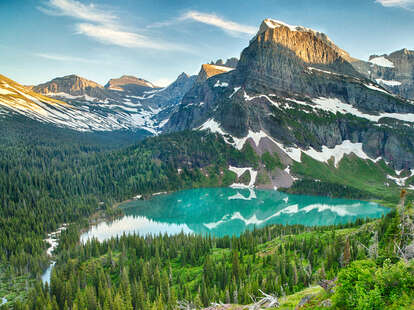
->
80, 188, 389, 242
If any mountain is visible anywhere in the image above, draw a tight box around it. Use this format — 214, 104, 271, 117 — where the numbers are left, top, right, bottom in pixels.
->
352, 48, 414, 100
164, 18, 414, 189
19, 72, 196, 133
104, 75, 160, 94
32, 74, 110, 101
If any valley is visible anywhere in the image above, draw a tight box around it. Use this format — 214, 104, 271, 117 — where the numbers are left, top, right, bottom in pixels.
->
1, 3, 414, 309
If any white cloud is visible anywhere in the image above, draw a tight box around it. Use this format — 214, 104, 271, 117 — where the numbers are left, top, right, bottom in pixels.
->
376, 0, 414, 10
35, 53, 95, 63
75, 23, 181, 50
39, 0, 185, 50
180, 11, 257, 35
38, 0, 116, 24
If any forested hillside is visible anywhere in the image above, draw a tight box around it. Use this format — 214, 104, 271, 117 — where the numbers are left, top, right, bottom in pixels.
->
0, 119, 257, 279
11, 206, 414, 310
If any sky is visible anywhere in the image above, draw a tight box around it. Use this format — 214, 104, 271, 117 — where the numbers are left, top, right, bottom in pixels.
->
1, 0, 414, 87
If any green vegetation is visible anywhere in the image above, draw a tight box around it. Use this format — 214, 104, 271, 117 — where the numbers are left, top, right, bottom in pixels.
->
16, 219, 373, 310
290, 153, 408, 203
0, 120, 257, 291
12, 208, 414, 310
261, 152, 284, 171
1, 117, 414, 309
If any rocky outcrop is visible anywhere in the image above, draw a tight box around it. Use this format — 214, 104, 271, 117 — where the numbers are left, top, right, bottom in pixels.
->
211, 57, 239, 68
104, 75, 160, 94
196, 64, 234, 83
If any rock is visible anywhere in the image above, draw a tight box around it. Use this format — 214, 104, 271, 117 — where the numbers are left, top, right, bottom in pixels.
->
32, 74, 109, 100
295, 294, 315, 309
104, 75, 159, 92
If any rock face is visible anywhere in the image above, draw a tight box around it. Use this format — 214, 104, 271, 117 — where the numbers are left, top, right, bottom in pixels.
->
353, 49, 414, 100
164, 18, 414, 169
32, 75, 109, 100
196, 64, 234, 83
104, 75, 159, 93
211, 57, 239, 68
252, 19, 355, 66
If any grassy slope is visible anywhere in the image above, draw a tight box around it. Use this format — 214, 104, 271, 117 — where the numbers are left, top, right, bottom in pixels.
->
290, 153, 411, 204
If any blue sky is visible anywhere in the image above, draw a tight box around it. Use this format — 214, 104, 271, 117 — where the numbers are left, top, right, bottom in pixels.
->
1, 0, 414, 86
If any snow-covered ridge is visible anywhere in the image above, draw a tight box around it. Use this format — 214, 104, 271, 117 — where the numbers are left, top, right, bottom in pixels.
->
369, 56, 395, 68
0, 77, 170, 134
263, 18, 321, 35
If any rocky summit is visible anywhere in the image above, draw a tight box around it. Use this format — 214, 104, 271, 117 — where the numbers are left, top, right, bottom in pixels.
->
164, 18, 414, 177
32, 74, 108, 100
104, 75, 159, 93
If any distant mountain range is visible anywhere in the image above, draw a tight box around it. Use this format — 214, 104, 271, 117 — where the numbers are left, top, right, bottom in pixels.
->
1, 18, 414, 182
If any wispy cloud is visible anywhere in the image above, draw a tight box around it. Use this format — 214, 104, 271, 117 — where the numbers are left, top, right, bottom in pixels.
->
38, 0, 185, 50
376, 0, 414, 10
149, 10, 257, 37
38, 0, 116, 24
35, 53, 95, 63
180, 11, 257, 35
75, 23, 182, 50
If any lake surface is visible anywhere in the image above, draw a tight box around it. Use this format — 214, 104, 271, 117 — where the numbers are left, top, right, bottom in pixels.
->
81, 188, 389, 242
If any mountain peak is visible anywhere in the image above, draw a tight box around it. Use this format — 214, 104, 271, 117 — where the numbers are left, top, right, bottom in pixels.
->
252, 18, 353, 65
196, 64, 234, 83
32, 75, 104, 98
105, 75, 157, 91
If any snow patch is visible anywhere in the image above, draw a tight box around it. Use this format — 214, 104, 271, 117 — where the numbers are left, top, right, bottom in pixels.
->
364, 83, 389, 94
229, 87, 241, 98
386, 170, 414, 186
302, 140, 370, 168
369, 56, 395, 68
214, 80, 229, 88
229, 166, 257, 188
375, 79, 402, 87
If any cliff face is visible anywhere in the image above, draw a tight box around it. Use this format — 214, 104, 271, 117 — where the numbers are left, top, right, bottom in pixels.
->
254, 19, 354, 65
196, 64, 234, 83
164, 19, 414, 170
32, 75, 108, 99
104, 75, 159, 93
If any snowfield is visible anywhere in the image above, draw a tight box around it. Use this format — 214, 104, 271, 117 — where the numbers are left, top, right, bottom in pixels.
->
369, 56, 395, 68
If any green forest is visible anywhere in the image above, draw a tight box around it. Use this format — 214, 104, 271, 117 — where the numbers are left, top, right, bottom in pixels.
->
1, 120, 414, 309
